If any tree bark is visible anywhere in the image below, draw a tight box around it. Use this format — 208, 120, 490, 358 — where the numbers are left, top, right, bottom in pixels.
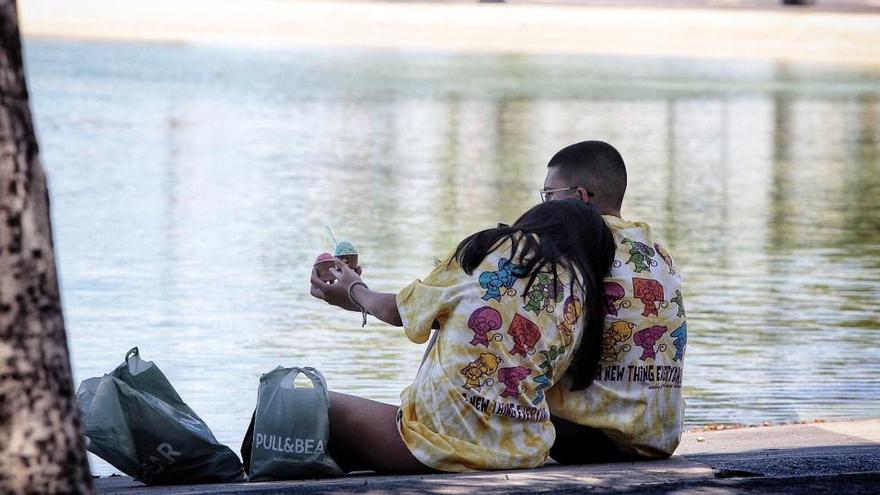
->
0, 1, 94, 493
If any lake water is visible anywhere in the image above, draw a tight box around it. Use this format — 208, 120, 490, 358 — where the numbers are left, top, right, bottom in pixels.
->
24, 39, 880, 475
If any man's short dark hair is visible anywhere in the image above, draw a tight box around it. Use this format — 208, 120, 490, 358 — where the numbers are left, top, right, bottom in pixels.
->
547, 140, 627, 211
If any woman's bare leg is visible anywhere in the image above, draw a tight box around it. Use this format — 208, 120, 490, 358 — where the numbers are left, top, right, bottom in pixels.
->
328, 392, 432, 474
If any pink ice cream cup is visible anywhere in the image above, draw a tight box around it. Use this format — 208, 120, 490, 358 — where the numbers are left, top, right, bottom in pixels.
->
314, 252, 337, 282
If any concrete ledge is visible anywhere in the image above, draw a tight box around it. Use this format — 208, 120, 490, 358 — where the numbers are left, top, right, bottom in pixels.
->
95, 418, 880, 494
96, 459, 715, 494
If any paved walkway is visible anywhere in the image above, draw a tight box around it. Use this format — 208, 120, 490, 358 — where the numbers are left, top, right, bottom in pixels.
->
503, 0, 880, 13
95, 418, 880, 494
20, 0, 880, 67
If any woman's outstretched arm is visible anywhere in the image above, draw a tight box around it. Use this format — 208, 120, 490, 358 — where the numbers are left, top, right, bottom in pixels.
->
310, 259, 402, 326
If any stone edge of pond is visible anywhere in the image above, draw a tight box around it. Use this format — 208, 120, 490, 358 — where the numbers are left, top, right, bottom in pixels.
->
94, 418, 880, 494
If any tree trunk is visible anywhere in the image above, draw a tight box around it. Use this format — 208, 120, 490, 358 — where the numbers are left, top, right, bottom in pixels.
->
0, 1, 94, 493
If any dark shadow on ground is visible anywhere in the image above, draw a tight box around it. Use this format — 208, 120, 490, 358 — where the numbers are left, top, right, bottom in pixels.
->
683, 443, 880, 477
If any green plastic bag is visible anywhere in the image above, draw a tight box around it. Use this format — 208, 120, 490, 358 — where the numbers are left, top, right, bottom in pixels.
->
77, 347, 245, 484
242, 366, 342, 480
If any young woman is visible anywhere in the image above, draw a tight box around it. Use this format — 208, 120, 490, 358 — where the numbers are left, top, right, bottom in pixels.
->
309, 199, 615, 473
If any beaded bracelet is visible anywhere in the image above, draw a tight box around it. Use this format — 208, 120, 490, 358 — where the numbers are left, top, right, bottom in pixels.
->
347, 281, 369, 327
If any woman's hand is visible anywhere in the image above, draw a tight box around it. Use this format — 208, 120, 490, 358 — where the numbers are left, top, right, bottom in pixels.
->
310, 259, 403, 326
310, 259, 363, 312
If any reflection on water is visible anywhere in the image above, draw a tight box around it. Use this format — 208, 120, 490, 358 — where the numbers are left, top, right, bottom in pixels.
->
25, 39, 880, 474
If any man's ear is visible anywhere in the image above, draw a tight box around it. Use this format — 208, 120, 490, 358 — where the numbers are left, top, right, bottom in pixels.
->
576, 186, 591, 204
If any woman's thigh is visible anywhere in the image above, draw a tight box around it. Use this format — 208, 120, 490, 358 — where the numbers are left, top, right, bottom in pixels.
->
328, 391, 432, 474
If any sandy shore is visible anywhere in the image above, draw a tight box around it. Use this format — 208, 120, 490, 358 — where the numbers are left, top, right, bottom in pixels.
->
18, 0, 880, 67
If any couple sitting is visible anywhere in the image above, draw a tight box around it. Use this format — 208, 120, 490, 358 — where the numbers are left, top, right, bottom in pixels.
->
309, 141, 687, 473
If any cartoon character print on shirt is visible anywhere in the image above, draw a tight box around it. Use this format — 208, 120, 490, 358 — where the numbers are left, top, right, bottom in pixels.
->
633, 325, 668, 361
654, 242, 677, 276
621, 238, 657, 273
532, 375, 551, 406
531, 345, 567, 406
497, 366, 532, 398
558, 295, 582, 346
670, 321, 687, 362
507, 314, 542, 358
523, 272, 564, 316
460, 353, 502, 391
479, 258, 526, 302
603, 281, 631, 317
671, 289, 686, 318
601, 321, 635, 362
467, 306, 504, 347
633, 277, 668, 317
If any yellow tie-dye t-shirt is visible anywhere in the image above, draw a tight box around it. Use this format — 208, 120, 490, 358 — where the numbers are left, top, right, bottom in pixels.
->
395, 239, 585, 472
547, 216, 687, 458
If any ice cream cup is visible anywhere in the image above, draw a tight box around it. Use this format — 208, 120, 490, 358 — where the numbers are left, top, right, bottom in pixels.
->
336, 253, 358, 269
314, 253, 337, 282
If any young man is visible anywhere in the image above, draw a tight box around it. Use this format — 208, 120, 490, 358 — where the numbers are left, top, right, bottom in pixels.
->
542, 140, 687, 462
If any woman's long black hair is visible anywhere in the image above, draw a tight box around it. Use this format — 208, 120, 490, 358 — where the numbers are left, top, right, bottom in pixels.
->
452, 199, 616, 390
